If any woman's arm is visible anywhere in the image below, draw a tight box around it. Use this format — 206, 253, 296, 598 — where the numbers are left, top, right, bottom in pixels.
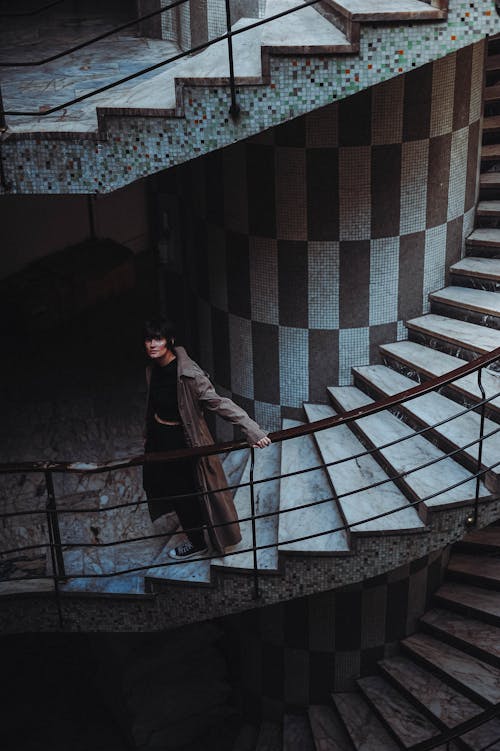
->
194, 373, 270, 446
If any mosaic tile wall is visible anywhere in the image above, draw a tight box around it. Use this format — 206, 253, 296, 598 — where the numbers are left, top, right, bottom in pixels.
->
2, 1, 497, 194
226, 547, 449, 710
162, 43, 482, 434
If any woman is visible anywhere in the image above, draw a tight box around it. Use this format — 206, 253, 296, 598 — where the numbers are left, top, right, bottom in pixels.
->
143, 319, 271, 560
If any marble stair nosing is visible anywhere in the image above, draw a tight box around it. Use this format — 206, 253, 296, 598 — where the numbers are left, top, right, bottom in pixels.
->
350, 364, 500, 489
378, 340, 500, 418
450, 256, 500, 284
356, 674, 442, 750
327, 384, 484, 510
332, 692, 401, 750
378, 654, 483, 731
401, 631, 500, 707
420, 607, 500, 668
429, 286, 500, 321
308, 704, 354, 751
447, 552, 500, 591
278, 419, 350, 554
304, 401, 423, 533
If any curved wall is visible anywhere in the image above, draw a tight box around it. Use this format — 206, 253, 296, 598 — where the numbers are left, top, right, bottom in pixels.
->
158, 41, 483, 435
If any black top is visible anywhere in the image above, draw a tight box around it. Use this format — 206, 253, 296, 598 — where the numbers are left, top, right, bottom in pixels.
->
149, 358, 181, 422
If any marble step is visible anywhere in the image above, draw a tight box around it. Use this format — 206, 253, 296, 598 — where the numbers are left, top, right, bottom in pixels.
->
279, 419, 349, 554
458, 526, 500, 553
320, 0, 444, 22
351, 365, 500, 490
378, 655, 482, 729
477, 200, 500, 216
357, 674, 441, 749
429, 286, 500, 324
451, 256, 500, 283
420, 608, 500, 667
481, 143, 500, 160
460, 717, 500, 751
332, 692, 400, 750
467, 228, 500, 254
402, 632, 500, 706
480, 172, 500, 192
327, 384, 485, 509
304, 402, 423, 532
283, 714, 315, 751
486, 54, 500, 73
406, 313, 500, 355
308, 705, 354, 750
255, 721, 282, 751
433, 581, 500, 627
447, 552, 500, 590
485, 86, 500, 104
379, 340, 500, 417
222, 448, 251, 493
483, 114, 500, 131
215, 440, 282, 572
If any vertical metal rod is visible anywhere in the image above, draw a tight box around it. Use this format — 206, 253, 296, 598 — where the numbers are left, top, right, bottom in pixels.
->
224, 0, 240, 119
45, 470, 66, 578
0, 84, 6, 132
474, 367, 487, 526
44, 471, 64, 628
249, 446, 259, 599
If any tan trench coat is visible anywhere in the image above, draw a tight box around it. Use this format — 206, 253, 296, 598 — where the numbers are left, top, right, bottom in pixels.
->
146, 346, 267, 553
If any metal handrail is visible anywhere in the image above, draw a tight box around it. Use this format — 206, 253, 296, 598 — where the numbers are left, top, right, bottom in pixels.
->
0, 0, 326, 119
2, 346, 499, 476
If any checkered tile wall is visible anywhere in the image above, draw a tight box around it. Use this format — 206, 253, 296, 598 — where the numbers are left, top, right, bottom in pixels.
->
224, 547, 449, 713
157, 41, 483, 434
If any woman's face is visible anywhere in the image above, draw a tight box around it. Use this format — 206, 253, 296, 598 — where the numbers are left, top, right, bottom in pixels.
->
145, 336, 168, 360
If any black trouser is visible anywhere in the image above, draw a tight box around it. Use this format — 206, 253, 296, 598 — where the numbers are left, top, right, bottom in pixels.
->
143, 422, 206, 548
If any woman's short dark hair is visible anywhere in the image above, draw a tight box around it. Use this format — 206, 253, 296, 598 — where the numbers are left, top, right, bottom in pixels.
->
143, 319, 176, 347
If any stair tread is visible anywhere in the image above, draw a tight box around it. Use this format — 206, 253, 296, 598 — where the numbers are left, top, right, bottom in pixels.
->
483, 114, 500, 129
461, 716, 500, 751
486, 54, 500, 72
279, 420, 349, 553
429, 286, 500, 317
480, 172, 500, 187
402, 632, 500, 705
421, 607, 500, 663
304, 402, 423, 531
450, 256, 500, 281
379, 655, 482, 728
379, 341, 500, 411
468, 227, 500, 246
308, 705, 354, 750
323, 0, 442, 21
485, 85, 500, 102
462, 526, 500, 549
352, 364, 500, 473
477, 200, 500, 215
283, 714, 315, 751
357, 674, 441, 748
435, 580, 500, 621
328, 384, 485, 507
333, 692, 400, 750
222, 447, 251, 491
406, 313, 500, 353
448, 552, 500, 584
482, 143, 500, 157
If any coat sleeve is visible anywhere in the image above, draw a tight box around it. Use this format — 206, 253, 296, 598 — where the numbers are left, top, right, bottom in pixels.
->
194, 372, 268, 445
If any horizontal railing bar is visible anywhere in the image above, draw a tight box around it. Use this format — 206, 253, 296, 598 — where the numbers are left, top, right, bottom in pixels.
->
1, 349, 499, 476
2, 457, 499, 564
2, 417, 499, 525
0, 0, 326, 117
0, 0, 189, 66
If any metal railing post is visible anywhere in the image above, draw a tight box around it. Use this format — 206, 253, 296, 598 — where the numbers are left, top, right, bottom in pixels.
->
0, 85, 6, 133
249, 446, 260, 599
474, 366, 487, 526
224, 0, 240, 119
45, 470, 66, 579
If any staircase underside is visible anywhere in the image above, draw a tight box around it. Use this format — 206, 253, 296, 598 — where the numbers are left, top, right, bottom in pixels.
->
0, 0, 497, 194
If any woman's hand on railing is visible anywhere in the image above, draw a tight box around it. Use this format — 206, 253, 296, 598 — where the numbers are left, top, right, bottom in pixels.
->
253, 436, 272, 449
